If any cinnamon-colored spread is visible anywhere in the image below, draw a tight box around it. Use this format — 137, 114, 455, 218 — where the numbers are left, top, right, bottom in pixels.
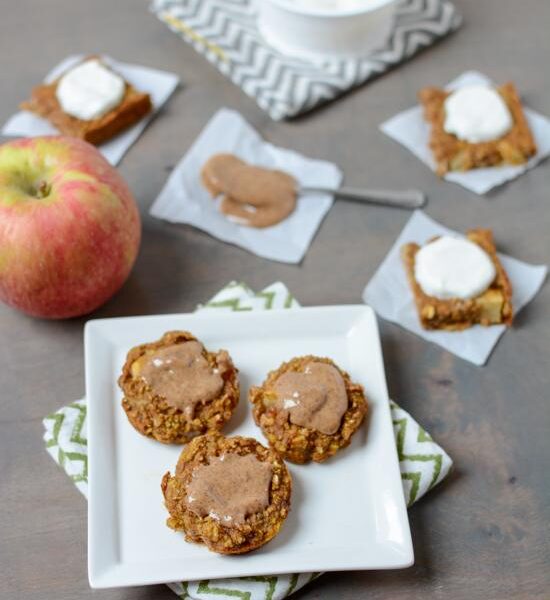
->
139, 341, 225, 418
186, 453, 273, 525
201, 153, 297, 228
273, 362, 348, 434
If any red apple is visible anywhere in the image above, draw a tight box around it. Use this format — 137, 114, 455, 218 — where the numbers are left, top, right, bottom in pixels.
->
0, 136, 141, 318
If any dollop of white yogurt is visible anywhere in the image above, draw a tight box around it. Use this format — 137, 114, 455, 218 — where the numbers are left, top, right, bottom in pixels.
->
443, 84, 513, 143
56, 59, 125, 121
414, 236, 496, 300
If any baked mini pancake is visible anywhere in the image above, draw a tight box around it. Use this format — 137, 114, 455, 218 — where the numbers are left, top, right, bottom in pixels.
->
249, 355, 368, 464
161, 433, 292, 554
419, 82, 536, 175
401, 229, 513, 330
119, 331, 239, 444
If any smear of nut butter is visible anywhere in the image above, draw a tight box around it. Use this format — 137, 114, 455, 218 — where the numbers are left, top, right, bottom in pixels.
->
138, 341, 225, 418
272, 362, 348, 434
186, 453, 272, 524
201, 153, 297, 228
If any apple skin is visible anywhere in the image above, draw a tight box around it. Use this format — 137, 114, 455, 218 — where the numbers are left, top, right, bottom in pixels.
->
0, 136, 141, 318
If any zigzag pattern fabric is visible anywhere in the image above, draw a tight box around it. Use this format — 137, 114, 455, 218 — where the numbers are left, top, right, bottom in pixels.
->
150, 0, 462, 120
42, 281, 453, 599
44, 400, 88, 496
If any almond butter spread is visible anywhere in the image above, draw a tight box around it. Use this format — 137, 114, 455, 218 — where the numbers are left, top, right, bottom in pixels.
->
272, 362, 348, 434
201, 153, 297, 228
139, 341, 225, 419
186, 453, 273, 525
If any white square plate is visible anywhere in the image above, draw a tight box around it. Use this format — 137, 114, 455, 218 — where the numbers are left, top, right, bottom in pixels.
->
85, 305, 413, 588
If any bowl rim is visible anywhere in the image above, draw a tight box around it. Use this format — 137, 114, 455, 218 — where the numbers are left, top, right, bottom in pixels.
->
260, 0, 397, 18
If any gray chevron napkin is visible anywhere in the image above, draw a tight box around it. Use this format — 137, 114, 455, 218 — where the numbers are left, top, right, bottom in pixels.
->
43, 281, 453, 599
150, 0, 461, 120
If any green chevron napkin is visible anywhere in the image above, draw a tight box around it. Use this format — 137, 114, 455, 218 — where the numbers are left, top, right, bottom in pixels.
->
43, 281, 452, 599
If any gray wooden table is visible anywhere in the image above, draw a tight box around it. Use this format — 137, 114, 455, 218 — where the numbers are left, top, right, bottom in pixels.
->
1, 0, 549, 598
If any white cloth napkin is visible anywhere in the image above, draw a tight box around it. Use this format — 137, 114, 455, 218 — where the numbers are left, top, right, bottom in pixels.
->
380, 71, 550, 194
43, 281, 453, 600
362, 211, 547, 365
2, 54, 180, 166
149, 108, 342, 264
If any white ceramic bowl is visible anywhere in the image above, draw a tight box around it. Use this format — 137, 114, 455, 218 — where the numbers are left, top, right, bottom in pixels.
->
257, 0, 397, 60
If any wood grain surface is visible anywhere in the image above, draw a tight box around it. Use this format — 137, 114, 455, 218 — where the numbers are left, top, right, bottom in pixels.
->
0, 0, 549, 598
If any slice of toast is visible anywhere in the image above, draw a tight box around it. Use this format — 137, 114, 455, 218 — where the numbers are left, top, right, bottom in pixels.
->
20, 58, 152, 146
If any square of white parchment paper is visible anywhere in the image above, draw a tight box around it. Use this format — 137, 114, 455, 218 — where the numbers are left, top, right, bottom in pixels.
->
363, 211, 547, 365
2, 55, 179, 165
149, 108, 342, 264
380, 71, 550, 194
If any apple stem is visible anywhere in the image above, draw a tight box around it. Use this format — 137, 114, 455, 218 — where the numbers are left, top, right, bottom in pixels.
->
35, 180, 51, 199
